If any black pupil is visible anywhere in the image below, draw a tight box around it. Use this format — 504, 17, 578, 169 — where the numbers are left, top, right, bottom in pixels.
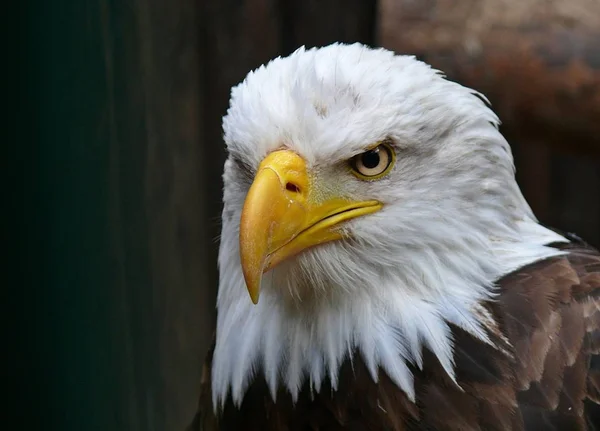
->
361, 150, 380, 169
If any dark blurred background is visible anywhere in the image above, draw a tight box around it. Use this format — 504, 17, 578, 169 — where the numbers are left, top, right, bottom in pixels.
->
27, 0, 599, 430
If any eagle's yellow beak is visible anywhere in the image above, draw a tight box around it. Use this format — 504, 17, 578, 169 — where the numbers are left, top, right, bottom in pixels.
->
239, 150, 382, 304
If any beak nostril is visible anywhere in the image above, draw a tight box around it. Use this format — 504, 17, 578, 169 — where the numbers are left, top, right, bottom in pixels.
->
285, 182, 301, 193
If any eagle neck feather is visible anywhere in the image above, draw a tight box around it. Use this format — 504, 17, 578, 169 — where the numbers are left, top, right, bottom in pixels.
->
212, 209, 567, 411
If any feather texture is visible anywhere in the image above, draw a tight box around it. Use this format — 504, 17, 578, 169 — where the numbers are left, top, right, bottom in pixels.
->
189, 240, 600, 431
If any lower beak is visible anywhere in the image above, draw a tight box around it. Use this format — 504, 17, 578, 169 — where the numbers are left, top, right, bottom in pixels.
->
239, 150, 382, 304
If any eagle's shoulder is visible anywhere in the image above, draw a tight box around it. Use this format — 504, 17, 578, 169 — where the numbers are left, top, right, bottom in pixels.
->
489, 238, 600, 430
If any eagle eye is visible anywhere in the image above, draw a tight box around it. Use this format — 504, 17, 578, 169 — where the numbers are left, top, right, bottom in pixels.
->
350, 142, 395, 180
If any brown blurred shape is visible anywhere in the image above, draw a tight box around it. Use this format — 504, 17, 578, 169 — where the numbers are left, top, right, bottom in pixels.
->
379, 0, 600, 157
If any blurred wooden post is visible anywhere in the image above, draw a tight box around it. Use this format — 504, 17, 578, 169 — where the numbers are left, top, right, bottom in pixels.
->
279, 0, 377, 53
186, 1, 377, 429
103, 0, 208, 429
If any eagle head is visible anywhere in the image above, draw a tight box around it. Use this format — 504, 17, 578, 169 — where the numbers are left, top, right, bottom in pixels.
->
212, 43, 567, 409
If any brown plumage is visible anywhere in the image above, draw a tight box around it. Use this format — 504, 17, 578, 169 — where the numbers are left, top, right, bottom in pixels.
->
188, 236, 600, 430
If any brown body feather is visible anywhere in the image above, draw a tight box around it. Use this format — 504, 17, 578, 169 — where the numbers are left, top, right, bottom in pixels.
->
188, 239, 600, 430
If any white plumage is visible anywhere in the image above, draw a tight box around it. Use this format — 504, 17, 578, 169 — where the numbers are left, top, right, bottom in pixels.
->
212, 43, 568, 410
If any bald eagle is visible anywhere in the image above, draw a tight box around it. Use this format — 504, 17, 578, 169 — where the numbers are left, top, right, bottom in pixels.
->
189, 43, 600, 430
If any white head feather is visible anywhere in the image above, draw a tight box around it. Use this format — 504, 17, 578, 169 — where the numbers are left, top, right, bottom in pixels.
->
212, 43, 568, 409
